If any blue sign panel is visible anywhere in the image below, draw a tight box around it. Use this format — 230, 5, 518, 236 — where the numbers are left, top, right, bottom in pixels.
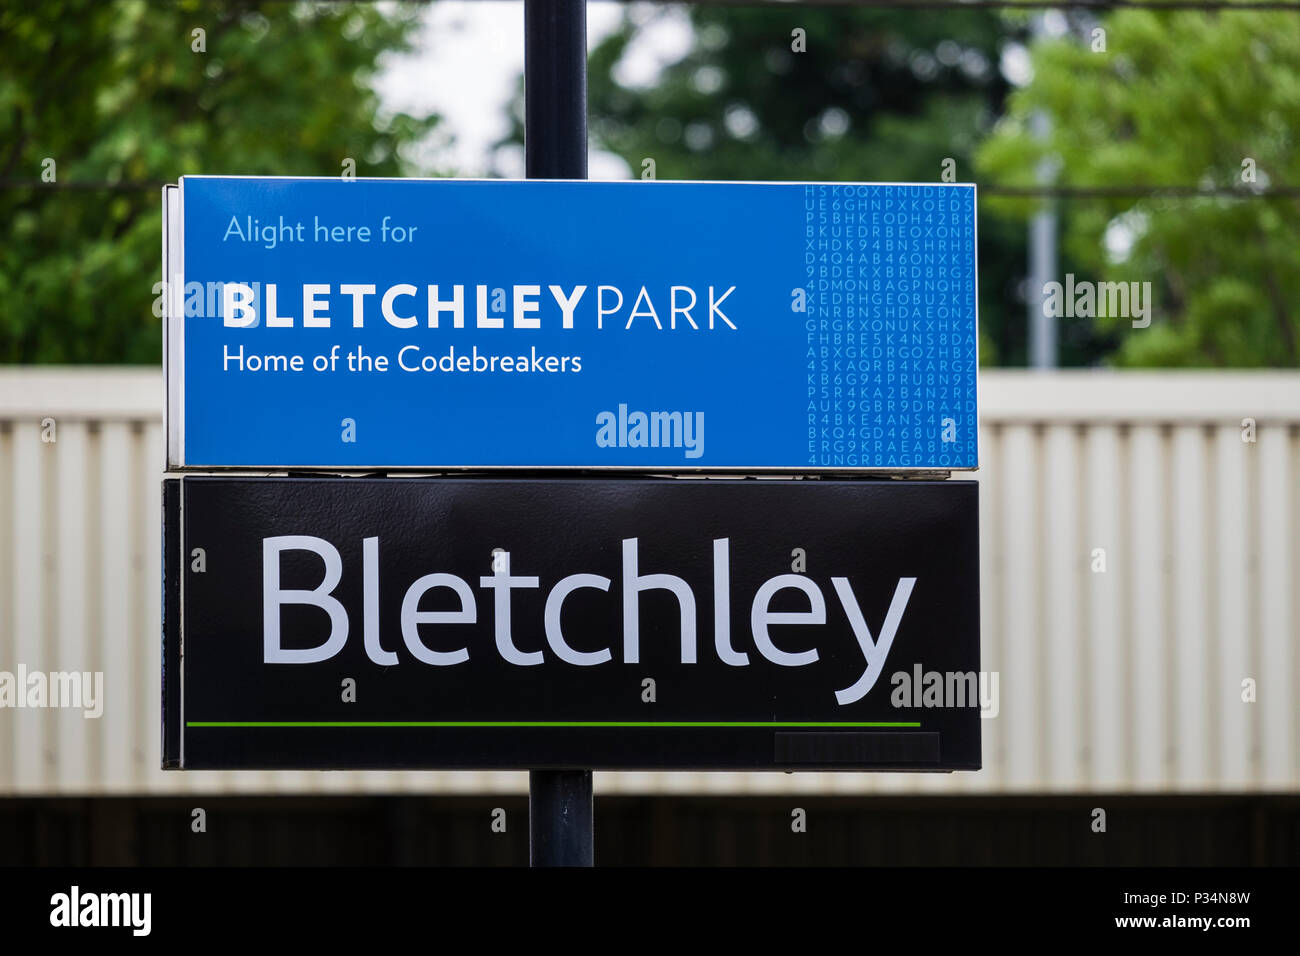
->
166, 177, 977, 470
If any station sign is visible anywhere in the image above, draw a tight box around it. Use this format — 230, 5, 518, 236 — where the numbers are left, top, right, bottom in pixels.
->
163, 476, 982, 770
163, 177, 978, 471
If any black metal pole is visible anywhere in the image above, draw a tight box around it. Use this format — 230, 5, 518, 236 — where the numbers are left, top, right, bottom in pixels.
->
525, 0, 588, 180
524, 0, 593, 868
529, 769, 594, 866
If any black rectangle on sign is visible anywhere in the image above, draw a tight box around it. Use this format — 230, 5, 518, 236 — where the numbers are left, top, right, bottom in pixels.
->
163, 476, 982, 771
774, 732, 941, 765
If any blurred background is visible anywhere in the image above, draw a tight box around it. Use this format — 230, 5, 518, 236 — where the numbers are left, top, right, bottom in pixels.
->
0, 0, 1297, 865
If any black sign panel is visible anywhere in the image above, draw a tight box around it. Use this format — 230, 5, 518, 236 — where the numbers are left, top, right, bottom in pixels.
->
163, 476, 981, 770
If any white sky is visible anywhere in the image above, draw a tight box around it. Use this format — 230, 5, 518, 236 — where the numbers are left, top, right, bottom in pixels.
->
374, 1, 695, 179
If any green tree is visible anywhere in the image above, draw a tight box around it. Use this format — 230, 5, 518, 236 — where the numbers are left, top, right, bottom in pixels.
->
0, 0, 438, 364
977, 10, 1300, 367
501, 6, 1109, 366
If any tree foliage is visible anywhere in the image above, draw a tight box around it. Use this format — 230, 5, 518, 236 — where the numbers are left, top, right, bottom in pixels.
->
0, 0, 437, 363
511, 5, 1112, 366
977, 10, 1300, 367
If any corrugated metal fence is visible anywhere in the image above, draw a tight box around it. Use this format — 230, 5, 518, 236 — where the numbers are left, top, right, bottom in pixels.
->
0, 368, 1296, 795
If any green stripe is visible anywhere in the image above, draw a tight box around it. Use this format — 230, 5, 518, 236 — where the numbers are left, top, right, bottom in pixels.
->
187, 720, 921, 728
